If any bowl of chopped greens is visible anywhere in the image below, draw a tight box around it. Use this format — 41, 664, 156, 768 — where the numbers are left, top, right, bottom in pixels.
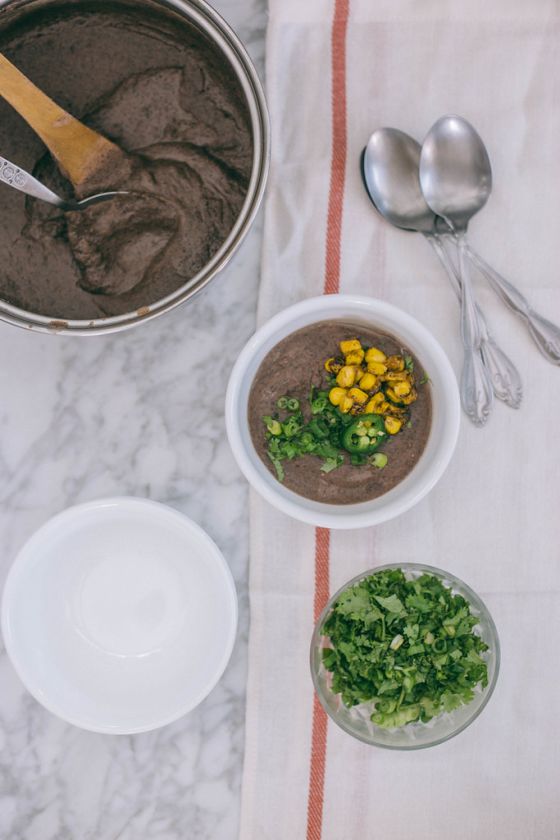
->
310, 564, 499, 749
225, 294, 460, 528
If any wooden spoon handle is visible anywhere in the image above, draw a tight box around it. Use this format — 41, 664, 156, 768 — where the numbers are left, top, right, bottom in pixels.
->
0, 52, 120, 189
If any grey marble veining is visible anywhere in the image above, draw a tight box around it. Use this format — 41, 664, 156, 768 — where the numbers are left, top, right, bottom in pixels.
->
0, 1, 267, 837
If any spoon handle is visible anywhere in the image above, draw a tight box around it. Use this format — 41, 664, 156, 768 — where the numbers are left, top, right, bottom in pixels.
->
0, 52, 122, 191
455, 234, 494, 425
0, 154, 66, 207
0, 154, 128, 211
466, 245, 560, 365
427, 234, 522, 409
479, 334, 523, 409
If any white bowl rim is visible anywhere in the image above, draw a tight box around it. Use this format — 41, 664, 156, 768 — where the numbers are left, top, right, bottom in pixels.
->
1, 496, 238, 734
225, 294, 461, 529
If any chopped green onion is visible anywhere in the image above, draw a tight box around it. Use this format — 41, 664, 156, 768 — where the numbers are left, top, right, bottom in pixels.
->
390, 634, 404, 651
263, 416, 282, 436
370, 452, 388, 469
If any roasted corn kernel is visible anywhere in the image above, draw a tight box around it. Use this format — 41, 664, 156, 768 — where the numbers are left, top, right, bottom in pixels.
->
339, 395, 354, 413
345, 349, 365, 365
364, 392, 385, 414
384, 416, 403, 435
386, 385, 418, 406
367, 361, 387, 375
348, 387, 368, 405
399, 388, 418, 405
384, 371, 410, 382
393, 380, 412, 397
358, 372, 377, 391
336, 365, 358, 388
324, 357, 342, 374
365, 347, 387, 364
384, 402, 407, 417
385, 386, 401, 404
385, 355, 405, 371
329, 387, 347, 406
339, 339, 362, 355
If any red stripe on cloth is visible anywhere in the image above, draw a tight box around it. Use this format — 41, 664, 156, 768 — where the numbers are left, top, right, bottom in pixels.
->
306, 1, 350, 837
313, 526, 331, 625
307, 694, 329, 840
323, 0, 350, 297
306, 528, 331, 840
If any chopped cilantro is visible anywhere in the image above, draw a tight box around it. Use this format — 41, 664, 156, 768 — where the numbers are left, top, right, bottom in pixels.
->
321, 568, 489, 729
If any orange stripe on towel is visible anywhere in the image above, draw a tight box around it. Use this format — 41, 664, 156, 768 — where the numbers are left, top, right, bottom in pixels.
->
306, 0, 350, 837
306, 528, 331, 840
323, 0, 350, 297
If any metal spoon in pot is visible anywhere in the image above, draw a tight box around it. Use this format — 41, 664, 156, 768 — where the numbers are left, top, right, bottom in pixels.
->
420, 114, 560, 365
362, 129, 522, 418
0, 154, 127, 211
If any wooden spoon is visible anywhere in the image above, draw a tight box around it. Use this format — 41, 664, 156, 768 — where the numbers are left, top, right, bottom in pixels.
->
0, 52, 131, 196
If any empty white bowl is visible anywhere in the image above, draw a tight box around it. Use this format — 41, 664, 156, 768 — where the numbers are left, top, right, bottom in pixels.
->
226, 294, 460, 529
1, 497, 238, 734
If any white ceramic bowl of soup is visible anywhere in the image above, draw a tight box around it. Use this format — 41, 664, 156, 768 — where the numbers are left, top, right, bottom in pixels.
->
226, 294, 460, 529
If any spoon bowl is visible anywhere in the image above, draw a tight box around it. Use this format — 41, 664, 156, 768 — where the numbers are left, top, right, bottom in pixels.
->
362, 129, 435, 233
419, 115, 492, 230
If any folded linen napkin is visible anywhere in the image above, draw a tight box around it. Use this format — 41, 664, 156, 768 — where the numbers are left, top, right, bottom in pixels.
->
240, 2, 560, 838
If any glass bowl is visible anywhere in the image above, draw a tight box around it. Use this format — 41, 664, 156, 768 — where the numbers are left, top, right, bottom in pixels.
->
310, 563, 500, 750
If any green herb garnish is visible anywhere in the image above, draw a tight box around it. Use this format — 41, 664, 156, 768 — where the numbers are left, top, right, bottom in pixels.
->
262, 388, 354, 477
321, 568, 489, 729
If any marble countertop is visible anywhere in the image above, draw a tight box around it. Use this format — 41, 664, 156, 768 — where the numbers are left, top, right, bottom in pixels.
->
0, 1, 266, 837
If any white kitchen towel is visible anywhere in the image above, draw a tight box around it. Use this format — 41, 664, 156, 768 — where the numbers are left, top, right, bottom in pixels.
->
239, 2, 560, 838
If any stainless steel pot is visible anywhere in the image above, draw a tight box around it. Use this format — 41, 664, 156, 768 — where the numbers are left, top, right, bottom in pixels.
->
0, 0, 269, 334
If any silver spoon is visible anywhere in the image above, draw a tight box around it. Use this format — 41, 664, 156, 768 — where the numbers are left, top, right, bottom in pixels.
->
420, 115, 560, 365
419, 116, 494, 426
0, 154, 127, 211
362, 129, 522, 413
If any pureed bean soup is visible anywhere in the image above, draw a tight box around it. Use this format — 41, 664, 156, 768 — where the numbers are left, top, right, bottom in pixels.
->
0, 1, 252, 319
248, 321, 432, 505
